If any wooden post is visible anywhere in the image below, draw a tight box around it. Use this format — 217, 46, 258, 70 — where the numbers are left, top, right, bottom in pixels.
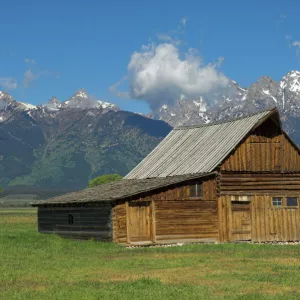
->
151, 200, 156, 243
126, 201, 131, 244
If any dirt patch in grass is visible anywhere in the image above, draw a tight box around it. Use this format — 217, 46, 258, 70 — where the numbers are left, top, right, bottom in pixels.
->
0, 215, 35, 224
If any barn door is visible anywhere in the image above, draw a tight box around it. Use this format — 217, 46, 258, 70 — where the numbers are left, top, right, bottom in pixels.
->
128, 201, 151, 243
231, 202, 251, 241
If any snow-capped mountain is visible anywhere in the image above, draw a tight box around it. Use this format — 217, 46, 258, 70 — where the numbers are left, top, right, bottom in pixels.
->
62, 88, 119, 111
48, 96, 62, 109
0, 88, 120, 118
3, 70, 300, 142
152, 70, 300, 127
0, 91, 15, 105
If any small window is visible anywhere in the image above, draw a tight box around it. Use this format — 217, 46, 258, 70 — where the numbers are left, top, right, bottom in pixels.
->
189, 183, 203, 198
68, 214, 74, 225
287, 197, 298, 207
272, 197, 282, 207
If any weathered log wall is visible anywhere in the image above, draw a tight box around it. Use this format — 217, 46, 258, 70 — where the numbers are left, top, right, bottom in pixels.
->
221, 119, 300, 172
112, 177, 218, 244
155, 200, 218, 242
38, 205, 113, 241
218, 195, 300, 242
220, 173, 300, 194
112, 201, 127, 243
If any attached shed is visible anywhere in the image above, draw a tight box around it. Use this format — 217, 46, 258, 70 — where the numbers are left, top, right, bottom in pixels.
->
32, 108, 300, 244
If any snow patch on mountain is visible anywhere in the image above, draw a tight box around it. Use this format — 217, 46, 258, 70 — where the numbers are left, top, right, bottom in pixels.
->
18, 102, 37, 111
280, 71, 300, 94
0, 89, 120, 116
152, 70, 300, 140
63, 89, 119, 111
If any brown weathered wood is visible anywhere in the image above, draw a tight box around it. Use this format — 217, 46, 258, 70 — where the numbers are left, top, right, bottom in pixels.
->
37, 113, 300, 245
221, 118, 300, 173
127, 201, 151, 242
151, 200, 156, 243
125, 201, 131, 244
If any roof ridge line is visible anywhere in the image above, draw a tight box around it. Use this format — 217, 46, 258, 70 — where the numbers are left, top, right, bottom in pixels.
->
174, 107, 277, 130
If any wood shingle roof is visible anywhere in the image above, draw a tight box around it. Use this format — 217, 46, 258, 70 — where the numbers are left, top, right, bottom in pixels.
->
32, 172, 215, 206
125, 108, 279, 179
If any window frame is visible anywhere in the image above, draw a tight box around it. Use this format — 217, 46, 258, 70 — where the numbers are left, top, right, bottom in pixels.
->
68, 214, 74, 225
286, 197, 298, 208
272, 196, 298, 208
272, 197, 283, 207
189, 182, 203, 199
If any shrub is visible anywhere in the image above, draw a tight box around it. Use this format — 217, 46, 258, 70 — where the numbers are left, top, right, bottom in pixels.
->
88, 174, 123, 188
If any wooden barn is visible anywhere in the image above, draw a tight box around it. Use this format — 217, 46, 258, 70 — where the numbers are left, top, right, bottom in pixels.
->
32, 108, 300, 244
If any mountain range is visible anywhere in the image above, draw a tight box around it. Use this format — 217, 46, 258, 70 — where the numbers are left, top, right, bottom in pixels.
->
1, 70, 300, 189
151, 70, 300, 144
0, 89, 171, 189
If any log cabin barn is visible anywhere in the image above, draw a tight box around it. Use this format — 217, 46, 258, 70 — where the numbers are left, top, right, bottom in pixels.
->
32, 108, 300, 244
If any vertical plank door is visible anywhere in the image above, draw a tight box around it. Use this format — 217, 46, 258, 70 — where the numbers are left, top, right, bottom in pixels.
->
231, 202, 251, 241
128, 201, 151, 242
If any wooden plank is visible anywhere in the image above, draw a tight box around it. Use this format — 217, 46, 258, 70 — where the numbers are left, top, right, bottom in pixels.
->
151, 200, 156, 243
126, 201, 131, 244
218, 197, 223, 242
221, 119, 300, 172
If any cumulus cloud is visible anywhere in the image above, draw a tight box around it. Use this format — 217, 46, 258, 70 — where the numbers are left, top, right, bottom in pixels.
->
110, 17, 230, 109
157, 34, 181, 46
0, 77, 17, 90
118, 42, 229, 109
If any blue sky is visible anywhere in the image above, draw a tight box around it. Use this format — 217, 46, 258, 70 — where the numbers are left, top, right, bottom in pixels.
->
1, 0, 300, 113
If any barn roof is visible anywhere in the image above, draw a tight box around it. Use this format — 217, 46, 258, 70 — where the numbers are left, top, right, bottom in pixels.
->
31, 172, 215, 206
125, 108, 280, 179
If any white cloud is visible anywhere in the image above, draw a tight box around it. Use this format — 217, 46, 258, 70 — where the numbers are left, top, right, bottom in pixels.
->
108, 76, 130, 98
111, 18, 229, 108
157, 34, 181, 46
292, 41, 300, 48
122, 42, 229, 109
290, 39, 300, 59
23, 69, 39, 87
180, 17, 188, 26
0, 77, 17, 90
24, 58, 36, 65
23, 59, 59, 88
157, 34, 174, 42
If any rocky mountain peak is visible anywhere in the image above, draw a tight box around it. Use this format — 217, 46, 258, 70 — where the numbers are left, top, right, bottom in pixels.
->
280, 70, 300, 94
63, 88, 120, 111
46, 96, 61, 109
152, 70, 300, 145
48, 96, 61, 105
0, 89, 120, 117
73, 88, 88, 99
0, 91, 15, 106
63, 88, 90, 108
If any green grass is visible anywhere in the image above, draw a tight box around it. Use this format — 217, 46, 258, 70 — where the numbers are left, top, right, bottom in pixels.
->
1, 209, 300, 299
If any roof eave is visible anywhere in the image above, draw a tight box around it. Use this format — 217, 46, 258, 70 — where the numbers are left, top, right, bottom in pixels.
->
31, 172, 218, 207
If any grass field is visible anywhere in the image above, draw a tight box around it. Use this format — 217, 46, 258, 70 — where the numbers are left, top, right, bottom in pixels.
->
1, 209, 300, 300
